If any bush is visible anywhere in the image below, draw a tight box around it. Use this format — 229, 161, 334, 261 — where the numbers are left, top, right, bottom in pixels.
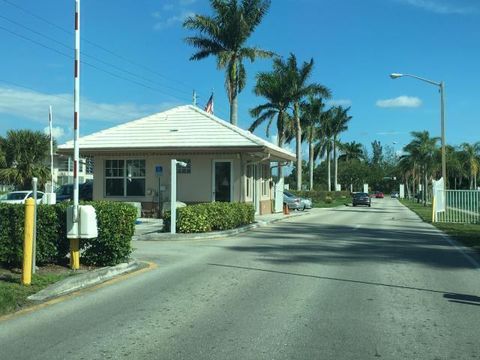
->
164, 202, 255, 233
80, 201, 136, 266
0, 201, 137, 268
324, 196, 333, 204
289, 190, 350, 204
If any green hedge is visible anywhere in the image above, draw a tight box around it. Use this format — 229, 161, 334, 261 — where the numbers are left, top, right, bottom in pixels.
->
164, 202, 255, 233
0, 201, 136, 268
289, 190, 350, 204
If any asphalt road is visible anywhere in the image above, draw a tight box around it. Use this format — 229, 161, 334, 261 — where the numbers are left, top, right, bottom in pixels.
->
1, 198, 479, 359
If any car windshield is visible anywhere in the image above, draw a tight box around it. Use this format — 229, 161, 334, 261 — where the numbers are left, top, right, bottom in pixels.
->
56, 185, 73, 195
284, 191, 294, 197
6, 192, 27, 200
354, 193, 368, 198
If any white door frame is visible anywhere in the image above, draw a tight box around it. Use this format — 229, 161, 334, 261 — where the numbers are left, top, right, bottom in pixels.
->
212, 160, 233, 202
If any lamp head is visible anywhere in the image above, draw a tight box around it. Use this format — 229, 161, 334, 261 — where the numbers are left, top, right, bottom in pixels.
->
390, 73, 403, 79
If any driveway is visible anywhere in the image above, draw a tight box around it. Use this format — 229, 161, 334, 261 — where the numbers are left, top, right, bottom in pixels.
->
0, 198, 479, 359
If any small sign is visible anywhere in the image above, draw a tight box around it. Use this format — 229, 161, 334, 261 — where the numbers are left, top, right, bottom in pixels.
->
155, 165, 163, 177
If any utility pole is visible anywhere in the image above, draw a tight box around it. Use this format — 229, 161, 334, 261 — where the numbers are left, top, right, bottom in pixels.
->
192, 90, 197, 106
49, 106, 54, 190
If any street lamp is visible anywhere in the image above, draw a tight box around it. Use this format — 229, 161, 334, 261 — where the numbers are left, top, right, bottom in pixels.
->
389, 73, 446, 189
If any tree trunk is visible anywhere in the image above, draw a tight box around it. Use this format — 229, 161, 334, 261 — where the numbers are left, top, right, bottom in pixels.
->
327, 150, 331, 192
309, 141, 314, 190
230, 94, 238, 126
423, 168, 427, 206
294, 103, 302, 191
333, 136, 338, 191
277, 135, 284, 180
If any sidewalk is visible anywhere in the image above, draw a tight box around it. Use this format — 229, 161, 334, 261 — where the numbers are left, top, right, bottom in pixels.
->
133, 209, 314, 241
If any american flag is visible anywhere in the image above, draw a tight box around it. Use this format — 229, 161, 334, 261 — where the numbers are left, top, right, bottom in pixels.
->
204, 93, 214, 114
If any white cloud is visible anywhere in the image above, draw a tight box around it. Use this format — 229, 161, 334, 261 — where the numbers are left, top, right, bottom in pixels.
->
326, 99, 352, 107
152, 0, 196, 30
376, 96, 422, 108
395, 0, 477, 14
0, 85, 177, 126
153, 10, 194, 30
43, 126, 65, 139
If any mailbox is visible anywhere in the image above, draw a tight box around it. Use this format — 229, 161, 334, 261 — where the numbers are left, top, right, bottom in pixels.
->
67, 205, 98, 239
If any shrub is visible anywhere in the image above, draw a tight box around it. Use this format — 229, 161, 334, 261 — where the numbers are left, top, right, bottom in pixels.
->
0, 201, 137, 268
324, 196, 333, 204
164, 202, 255, 233
289, 190, 350, 204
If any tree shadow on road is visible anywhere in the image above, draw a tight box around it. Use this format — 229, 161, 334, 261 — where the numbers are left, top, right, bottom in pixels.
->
225, 221, 479, 270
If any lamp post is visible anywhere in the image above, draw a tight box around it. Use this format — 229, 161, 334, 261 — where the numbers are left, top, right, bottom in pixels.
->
390, 73, 446, 189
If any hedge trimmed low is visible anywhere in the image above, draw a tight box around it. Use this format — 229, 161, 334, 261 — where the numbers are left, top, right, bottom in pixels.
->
289, 190, 350, 204
0, 201, 136, 268
164, 202, 255, 233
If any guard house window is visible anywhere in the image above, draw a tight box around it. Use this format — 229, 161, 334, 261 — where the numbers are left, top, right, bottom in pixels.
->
261, 164, 269, 196
105, 159, 145, 197
176, 159, 191, 174
85, 157, 94, 175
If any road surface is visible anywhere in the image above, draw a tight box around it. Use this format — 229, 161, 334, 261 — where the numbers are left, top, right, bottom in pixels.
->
1, 198, 479, 359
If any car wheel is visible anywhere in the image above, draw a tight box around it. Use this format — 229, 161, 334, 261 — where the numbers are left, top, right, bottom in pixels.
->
368, 204, 371, 207
353, 204, 356, 207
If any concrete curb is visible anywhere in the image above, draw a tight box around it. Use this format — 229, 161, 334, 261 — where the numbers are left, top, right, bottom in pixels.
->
27, 260, 148, 302
134, 210, 311, 241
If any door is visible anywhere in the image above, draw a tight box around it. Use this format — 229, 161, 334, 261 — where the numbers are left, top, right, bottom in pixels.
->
213, 161, 232, 202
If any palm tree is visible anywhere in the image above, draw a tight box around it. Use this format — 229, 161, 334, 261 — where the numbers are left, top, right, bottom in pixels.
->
282, 53, 330, 190
183, 0, 273, 125
338, 141, 364, 162
403, 131, 439, 205
248, 61, 294, 178
0, 130, 51, 190
300, 95, 325, 190
330, 106, 352, 191
460, 142, 480, 189
314, 109, 335, 191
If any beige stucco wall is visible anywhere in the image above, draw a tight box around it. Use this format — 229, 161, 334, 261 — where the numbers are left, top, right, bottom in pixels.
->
92, 153, 247, 204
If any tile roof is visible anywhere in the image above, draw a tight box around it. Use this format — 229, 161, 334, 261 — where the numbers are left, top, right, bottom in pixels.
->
59, 105, 295, 161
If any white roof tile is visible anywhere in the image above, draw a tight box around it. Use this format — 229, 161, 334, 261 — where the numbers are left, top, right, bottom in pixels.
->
59, 105, 295, 161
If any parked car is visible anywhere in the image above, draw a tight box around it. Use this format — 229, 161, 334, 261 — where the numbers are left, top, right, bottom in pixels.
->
284, 191, 312, 211
352, 192, 371, 207
283, 191, 302, 211
55, 181, 93, 202
391, 192, 399, 198
0, 191, 45, 204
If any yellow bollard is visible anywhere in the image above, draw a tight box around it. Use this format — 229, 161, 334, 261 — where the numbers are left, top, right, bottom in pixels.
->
22, 198, 35, 285
70, 238, 80, 270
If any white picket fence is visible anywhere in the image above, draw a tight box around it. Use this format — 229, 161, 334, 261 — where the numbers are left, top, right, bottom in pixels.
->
435, 190, 480, 224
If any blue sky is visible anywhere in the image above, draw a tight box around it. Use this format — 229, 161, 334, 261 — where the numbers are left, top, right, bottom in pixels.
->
0, 0, 478, 158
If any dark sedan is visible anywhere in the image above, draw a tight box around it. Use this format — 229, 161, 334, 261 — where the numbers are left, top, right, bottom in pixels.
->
352, 192, 371, 207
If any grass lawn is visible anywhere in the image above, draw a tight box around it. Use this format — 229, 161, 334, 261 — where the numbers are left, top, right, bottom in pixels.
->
0, 267, 71, 316
400, 199, 480, 253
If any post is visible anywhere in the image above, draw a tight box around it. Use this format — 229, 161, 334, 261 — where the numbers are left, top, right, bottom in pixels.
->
170, 159, 177, 234
22, 198, 35, 285
440, 81, 446, 189
49, 106, 54, 187
192, 90, 197, 106
32, 177, 38, 274
70, 0, 81, 270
